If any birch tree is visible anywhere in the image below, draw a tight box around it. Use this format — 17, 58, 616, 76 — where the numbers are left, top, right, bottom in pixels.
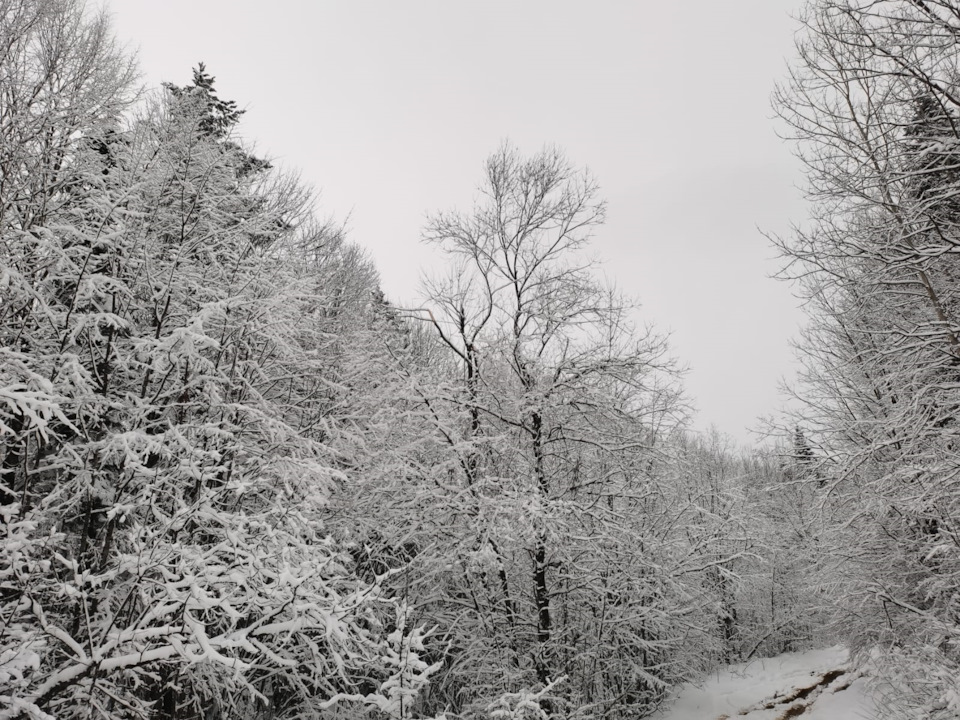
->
364, 143, 692, 718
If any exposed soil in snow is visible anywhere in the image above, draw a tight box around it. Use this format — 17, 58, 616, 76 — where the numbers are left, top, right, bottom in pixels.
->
651, 646, 877, 720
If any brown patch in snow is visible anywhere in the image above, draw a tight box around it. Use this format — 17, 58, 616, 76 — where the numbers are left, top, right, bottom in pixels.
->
762, 669, 848, 709
776, 703, 808, 719
718, 667, 855, 720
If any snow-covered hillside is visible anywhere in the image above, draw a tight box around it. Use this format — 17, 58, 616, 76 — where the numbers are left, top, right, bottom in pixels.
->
653, 647, 875, 720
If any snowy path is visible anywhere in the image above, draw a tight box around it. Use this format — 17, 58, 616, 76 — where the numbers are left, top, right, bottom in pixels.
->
652, 646, 876, 720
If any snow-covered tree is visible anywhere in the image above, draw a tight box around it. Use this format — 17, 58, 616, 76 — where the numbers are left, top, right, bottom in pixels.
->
0, 4, 440, 717
775, 1, 960, 715
341, 143, 694, 718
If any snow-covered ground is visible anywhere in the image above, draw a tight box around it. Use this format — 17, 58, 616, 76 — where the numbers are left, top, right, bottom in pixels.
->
652, 646, 877, 720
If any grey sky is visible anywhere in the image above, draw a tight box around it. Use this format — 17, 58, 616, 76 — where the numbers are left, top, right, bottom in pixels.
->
106, 0, 809, 443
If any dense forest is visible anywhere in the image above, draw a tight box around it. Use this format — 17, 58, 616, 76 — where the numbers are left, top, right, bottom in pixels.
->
1, 0, 959, 718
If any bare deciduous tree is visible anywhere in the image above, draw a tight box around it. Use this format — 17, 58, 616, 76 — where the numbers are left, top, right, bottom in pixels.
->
775, 2, 960, 715
370, 143, 692, 718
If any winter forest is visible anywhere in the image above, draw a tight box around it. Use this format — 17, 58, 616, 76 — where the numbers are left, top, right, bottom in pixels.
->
2, 0, 960, 718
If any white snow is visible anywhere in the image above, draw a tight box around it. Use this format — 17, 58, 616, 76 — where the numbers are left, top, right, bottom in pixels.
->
803, 676, 874, 720
652, 646, 877, 720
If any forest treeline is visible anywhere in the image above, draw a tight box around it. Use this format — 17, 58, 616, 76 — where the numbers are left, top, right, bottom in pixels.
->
0, 0, 958, 718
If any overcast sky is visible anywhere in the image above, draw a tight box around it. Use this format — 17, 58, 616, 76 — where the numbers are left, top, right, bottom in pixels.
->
105, 0, 810, 444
